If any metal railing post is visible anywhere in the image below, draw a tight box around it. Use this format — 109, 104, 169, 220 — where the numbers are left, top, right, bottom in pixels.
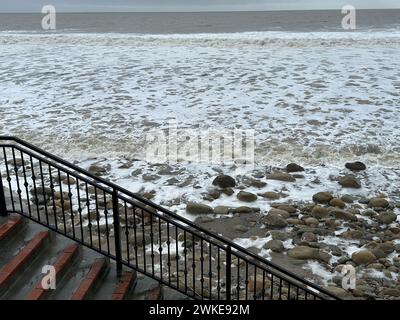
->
226, 245, 232, 300
0, 172, 7, 216
112, 188, 123, 276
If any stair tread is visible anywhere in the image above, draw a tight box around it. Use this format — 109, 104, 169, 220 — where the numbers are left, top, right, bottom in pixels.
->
27, 243, 80, 300
145, 286, 162, 300
0, 216, 23, 241
112, 271, 137, 300
0, 231, 49, 288
71, 258, 108, 300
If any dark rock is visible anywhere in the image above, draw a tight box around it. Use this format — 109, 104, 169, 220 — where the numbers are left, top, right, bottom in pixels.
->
311, 205, 329, 219
351, 250, 376, 265
338, 175, 361, 189
234, 206, 255, 214
266, 172, 296, 182
89, 164, 108, 176
186, 202, 214, 214
370, 248, 387, 259
341, 195, 355, 203
212, 174, 236, 188
369, 197, 389, 209
208, 190, 221, 200
301, 232, 318, 242
268, 230, 291, 241
264, 240, 285, 253
377, 211, 397, 225
259, 191, 281, 200
341, 230, 365, 239
331, 208, 357, 221
237, 191, 258, 202
274, 204, 297, 214
260, 213, 288, 228
286, 163, 305, 173
345, 161, 367, 171
268, 208, 290, 219
287, 246, 331, 263
376, 242, 395, 255
329, 198, 346, 209
304, 217, 319, 226
214, 206, 231, 215
312, 192, 333, 204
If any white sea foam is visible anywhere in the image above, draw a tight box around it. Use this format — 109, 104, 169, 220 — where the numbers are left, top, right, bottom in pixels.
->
1, 31, 400, 48
1, 31, 399, 167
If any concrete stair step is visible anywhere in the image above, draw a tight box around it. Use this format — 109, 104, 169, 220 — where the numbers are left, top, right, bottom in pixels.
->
71, 258, 110, 300
112, 271, 137, 300
0, 216, 190, 300
145, 286, 163, 300
27, 243, 80, 300
0, 231, 50, 297
0, 216, 23, 242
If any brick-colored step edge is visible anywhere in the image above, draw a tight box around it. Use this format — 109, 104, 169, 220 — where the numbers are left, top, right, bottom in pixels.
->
71, 258, 108, 300
145, 286, 162, 300
112, 271, 137, 300
0, 231, 49, 288
0, 216, 23, 241
27, 244, 80, 300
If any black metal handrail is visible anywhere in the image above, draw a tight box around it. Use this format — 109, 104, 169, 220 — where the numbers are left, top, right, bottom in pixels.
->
0, 136, 339, 300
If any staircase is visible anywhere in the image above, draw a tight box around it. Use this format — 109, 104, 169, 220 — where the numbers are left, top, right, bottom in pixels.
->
0, 137, 339, 300
0, 214, 186, 300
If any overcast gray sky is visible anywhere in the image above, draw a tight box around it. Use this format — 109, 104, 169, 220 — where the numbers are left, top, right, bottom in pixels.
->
0, 0, 399, 12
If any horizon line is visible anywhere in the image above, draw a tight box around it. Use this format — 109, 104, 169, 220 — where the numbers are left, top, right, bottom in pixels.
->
1, 8, 400, 14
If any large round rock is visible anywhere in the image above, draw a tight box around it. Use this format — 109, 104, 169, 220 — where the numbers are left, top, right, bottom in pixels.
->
345, 161, 367, 171
286, 163, 304, 173
186, 202, 214, 214
261, 213, 287, 228
212, 174, 236, 188
237, 191, 258, 202
351, 250, 376, 265
369, 197, 389, 209
312, 192, 333, 204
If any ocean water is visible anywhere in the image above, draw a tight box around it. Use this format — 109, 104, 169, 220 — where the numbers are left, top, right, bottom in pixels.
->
0, 10, 400, 33
0, 11, 399, 167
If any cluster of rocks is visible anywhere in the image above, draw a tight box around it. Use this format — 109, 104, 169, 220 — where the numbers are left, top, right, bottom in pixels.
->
7, 157, 400, 299
184, 161, 400, 299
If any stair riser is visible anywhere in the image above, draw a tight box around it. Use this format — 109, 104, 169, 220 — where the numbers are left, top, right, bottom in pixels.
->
112, 271, 137, 300
71, 259, 110, 300
28, 244, 81, 300
0, 216, 26, 244
0, 232, 51, 298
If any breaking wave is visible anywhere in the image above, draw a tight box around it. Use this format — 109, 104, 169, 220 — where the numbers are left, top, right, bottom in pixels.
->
1, 31, 400, 48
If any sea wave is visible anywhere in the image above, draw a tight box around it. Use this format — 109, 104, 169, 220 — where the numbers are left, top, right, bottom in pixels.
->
1, 31, 400, 48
